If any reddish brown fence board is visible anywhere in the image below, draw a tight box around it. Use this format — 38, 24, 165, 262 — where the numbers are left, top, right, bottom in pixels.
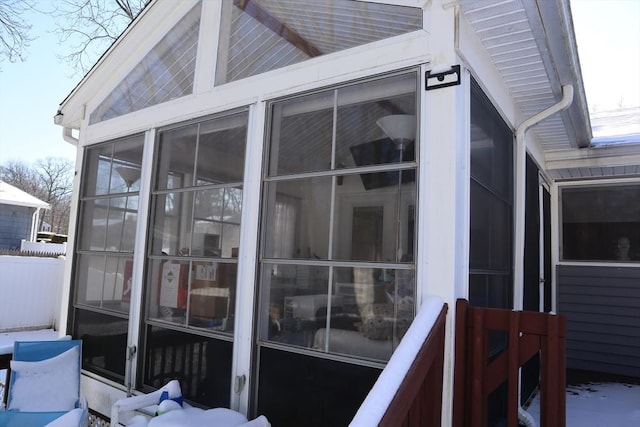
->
453, 299, 566, 427
379, 303, 448, 427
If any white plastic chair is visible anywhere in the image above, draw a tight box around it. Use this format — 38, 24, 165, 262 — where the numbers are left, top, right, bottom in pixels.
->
0, 339, 88, 427
110, 380, 270, 427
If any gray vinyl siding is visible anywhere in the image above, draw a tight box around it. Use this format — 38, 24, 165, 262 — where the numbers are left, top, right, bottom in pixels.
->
0, 204, 33, 249
557, 265, 640, 378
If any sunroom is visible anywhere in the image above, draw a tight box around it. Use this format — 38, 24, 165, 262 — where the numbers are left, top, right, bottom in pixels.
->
53, 0, 595, 425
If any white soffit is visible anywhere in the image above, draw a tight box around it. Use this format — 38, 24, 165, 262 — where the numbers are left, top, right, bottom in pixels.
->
458, 0, 578, 151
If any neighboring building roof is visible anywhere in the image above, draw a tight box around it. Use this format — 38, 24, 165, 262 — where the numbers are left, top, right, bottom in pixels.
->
590, 106, 640, 147
544, 106, 640, 181
0, 181, 50, 209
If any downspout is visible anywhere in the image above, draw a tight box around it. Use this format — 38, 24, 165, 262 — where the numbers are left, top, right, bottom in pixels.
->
513, 84, 574, 427
514, 84, 573, 311
31, 207, 41, 241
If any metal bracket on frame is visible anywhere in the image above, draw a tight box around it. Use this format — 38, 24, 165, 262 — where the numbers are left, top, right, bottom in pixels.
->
425, 65, 461, 90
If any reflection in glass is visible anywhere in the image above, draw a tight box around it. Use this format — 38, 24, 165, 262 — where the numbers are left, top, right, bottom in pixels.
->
469, 78, 514, 310
263, 177, 331, 260
156, 113, 247, 190
74, 310, 128, 383
562, 184, 640, 261
261, 264, 414, 361
259, 72, 418, 363
74, 134, 144, 384
83, 135, 144, 197
146, 258, 237, 333
75, 254, 132, 315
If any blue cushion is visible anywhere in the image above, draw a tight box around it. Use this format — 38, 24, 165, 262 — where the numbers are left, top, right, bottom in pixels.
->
0, 410, 67, 427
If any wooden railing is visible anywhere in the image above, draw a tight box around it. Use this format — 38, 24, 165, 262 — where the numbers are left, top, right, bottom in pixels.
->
453, 299, 566, 427
351, 299, 448, 427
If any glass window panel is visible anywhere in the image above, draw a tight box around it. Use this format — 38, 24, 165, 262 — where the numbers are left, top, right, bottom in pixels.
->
196, 114, 247, 185
147, 258, 190, 325
468, 78, 513, 310
102, 257, 131, 312
263, 177, 332, 260
75, 254, 131, 314
150, 192, 185, 256
333, 183, 416, 263
156, 124, 198, 190
259, 263, 330, 347
216, 0, 422, 84
82, 144, 114, 197
74, 310, 128, 383
562, 184, 640, 261
146, 258, 236, 334
469, 182, 511, 271
327, 267, 414, 360
260, 263, 414, 360
104, 196, 138, 252
111, 141, 145, 193
259, 72, 419, 369
337, 75, 416, 171
79, 199, 109, 251
470, 83, 512, 200
189, 261, 237, 330
74, 136, 144, 384
83, 135, 144, 196
75, 254, 107, 308
469, 274, 511, 309
89, 3, 202, 124
268, 92, 334, 176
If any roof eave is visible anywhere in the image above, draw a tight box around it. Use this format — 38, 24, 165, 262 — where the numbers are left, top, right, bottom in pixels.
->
55, 0, 158, 129
526, 0, 592, 148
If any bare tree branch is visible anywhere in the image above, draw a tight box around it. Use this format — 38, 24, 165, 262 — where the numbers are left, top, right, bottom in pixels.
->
52, 0, 147, 75
0, 0, 35, 64
1, 158, 74, 234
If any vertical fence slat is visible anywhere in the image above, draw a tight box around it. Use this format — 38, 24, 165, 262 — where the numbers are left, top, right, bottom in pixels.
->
471, 307, 485, 425
454, 300, 566, 427
559, 315, 567, 427
543, 314, 559, 426
453, 299, 469, 427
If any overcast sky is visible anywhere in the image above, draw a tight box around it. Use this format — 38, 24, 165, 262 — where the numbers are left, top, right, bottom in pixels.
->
0, 0, 638, 165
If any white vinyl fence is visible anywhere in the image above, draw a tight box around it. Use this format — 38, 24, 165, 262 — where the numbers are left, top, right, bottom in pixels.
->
20, 239, 67, 254
0, 255, 66, 331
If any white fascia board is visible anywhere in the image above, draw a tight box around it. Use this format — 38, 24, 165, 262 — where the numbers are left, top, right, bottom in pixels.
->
456, 7, 521, 130
57, 146, 84, 334
556, 176, 640, 189
80, 30, 430, 146
58, 0, 199, 127
545, 144, 640, 170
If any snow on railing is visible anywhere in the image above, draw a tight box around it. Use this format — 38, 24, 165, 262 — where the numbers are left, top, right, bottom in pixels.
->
350, 296, 447, 427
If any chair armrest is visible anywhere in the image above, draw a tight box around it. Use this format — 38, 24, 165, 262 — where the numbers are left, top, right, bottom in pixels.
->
110, 390, 162, 426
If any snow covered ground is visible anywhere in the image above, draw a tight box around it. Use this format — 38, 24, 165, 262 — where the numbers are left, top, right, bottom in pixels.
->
527, 381, 640, 427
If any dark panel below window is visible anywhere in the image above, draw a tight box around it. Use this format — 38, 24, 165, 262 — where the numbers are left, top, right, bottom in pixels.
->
257, 348, 381, 427
74, 309, 128, 383
144, 325, 232, 408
